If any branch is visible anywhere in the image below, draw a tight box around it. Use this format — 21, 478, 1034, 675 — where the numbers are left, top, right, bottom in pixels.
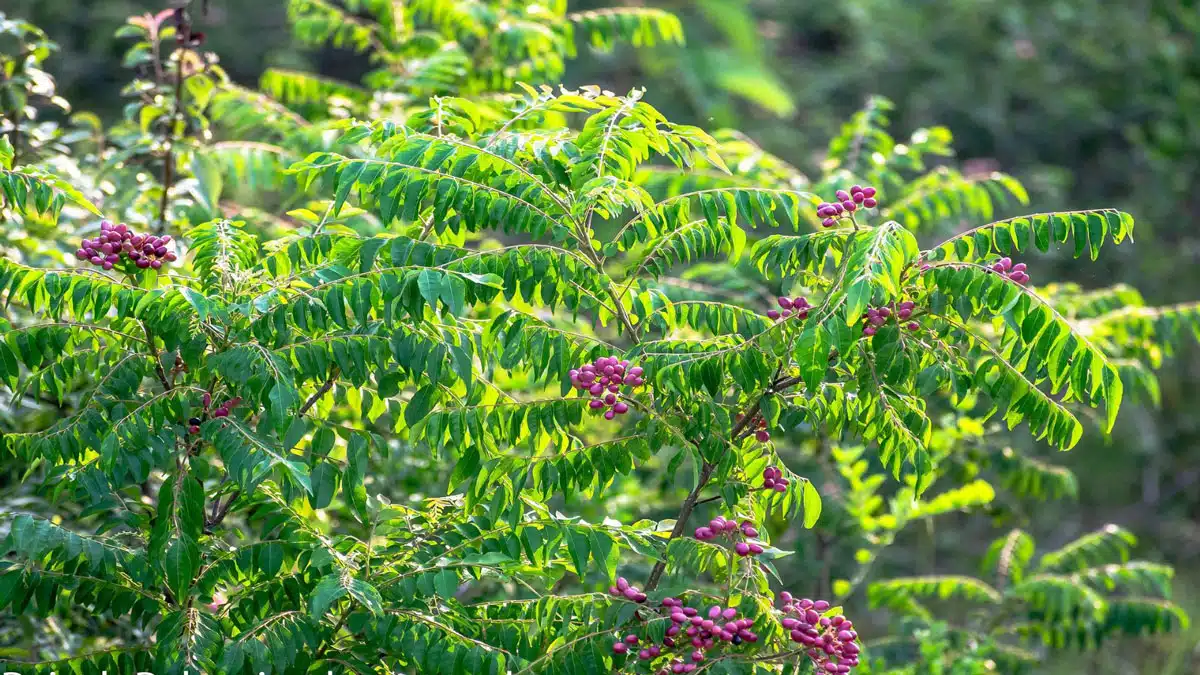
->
300, 367, 339, 416
208, 368, 338, 530
645, 461, 715, 591
140, 322, 173, 392
157, 11, 190, 234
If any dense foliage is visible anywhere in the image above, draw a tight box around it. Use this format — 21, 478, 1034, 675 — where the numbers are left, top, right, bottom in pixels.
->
1, 2, 1197, 674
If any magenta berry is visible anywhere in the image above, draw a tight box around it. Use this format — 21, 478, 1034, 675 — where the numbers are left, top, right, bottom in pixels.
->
572, 355, 644, 422
779, 594, 861, 673
612, 642, 628, 654
77, 221, 177, 272
990, 257, 1032, 285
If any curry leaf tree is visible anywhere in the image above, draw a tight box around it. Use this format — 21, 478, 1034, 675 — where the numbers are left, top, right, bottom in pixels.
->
0, 3, 1194, 675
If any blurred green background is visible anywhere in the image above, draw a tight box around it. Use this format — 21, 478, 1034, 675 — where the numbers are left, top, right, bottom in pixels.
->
9, 0, 1199, 669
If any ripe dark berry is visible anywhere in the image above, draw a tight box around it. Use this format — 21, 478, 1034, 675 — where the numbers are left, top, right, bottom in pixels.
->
188, 417, 201, 426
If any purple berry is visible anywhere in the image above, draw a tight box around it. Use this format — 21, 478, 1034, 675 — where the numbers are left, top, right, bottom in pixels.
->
767, 310, 781, 320
735, 542, 751, 556
835, 190, 850, 201
151, 259, 163, 269
613, 642, 628, 654
613, 402, 629, 414
863, 197, 877, 208
822, 217, 836, 228
853, 192, 865, 204
624, 634, 639, 645
604, 410, 615, 420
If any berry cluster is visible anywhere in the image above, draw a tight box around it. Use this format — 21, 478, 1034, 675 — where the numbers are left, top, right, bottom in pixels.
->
860, 301, 919, 337
76, 221, 177, 271
608, 576, 648, 604
693, 517, 765, 558
735, 412, 771, 443
766, 296, 811, 322
991, 257, 1029, 285
187, 393, 242, 434
571, 356, 645, 421
816, 185, 878, 228
613, 598, 759, 673
778, 593, 860, 673
762, 465, 789, 492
